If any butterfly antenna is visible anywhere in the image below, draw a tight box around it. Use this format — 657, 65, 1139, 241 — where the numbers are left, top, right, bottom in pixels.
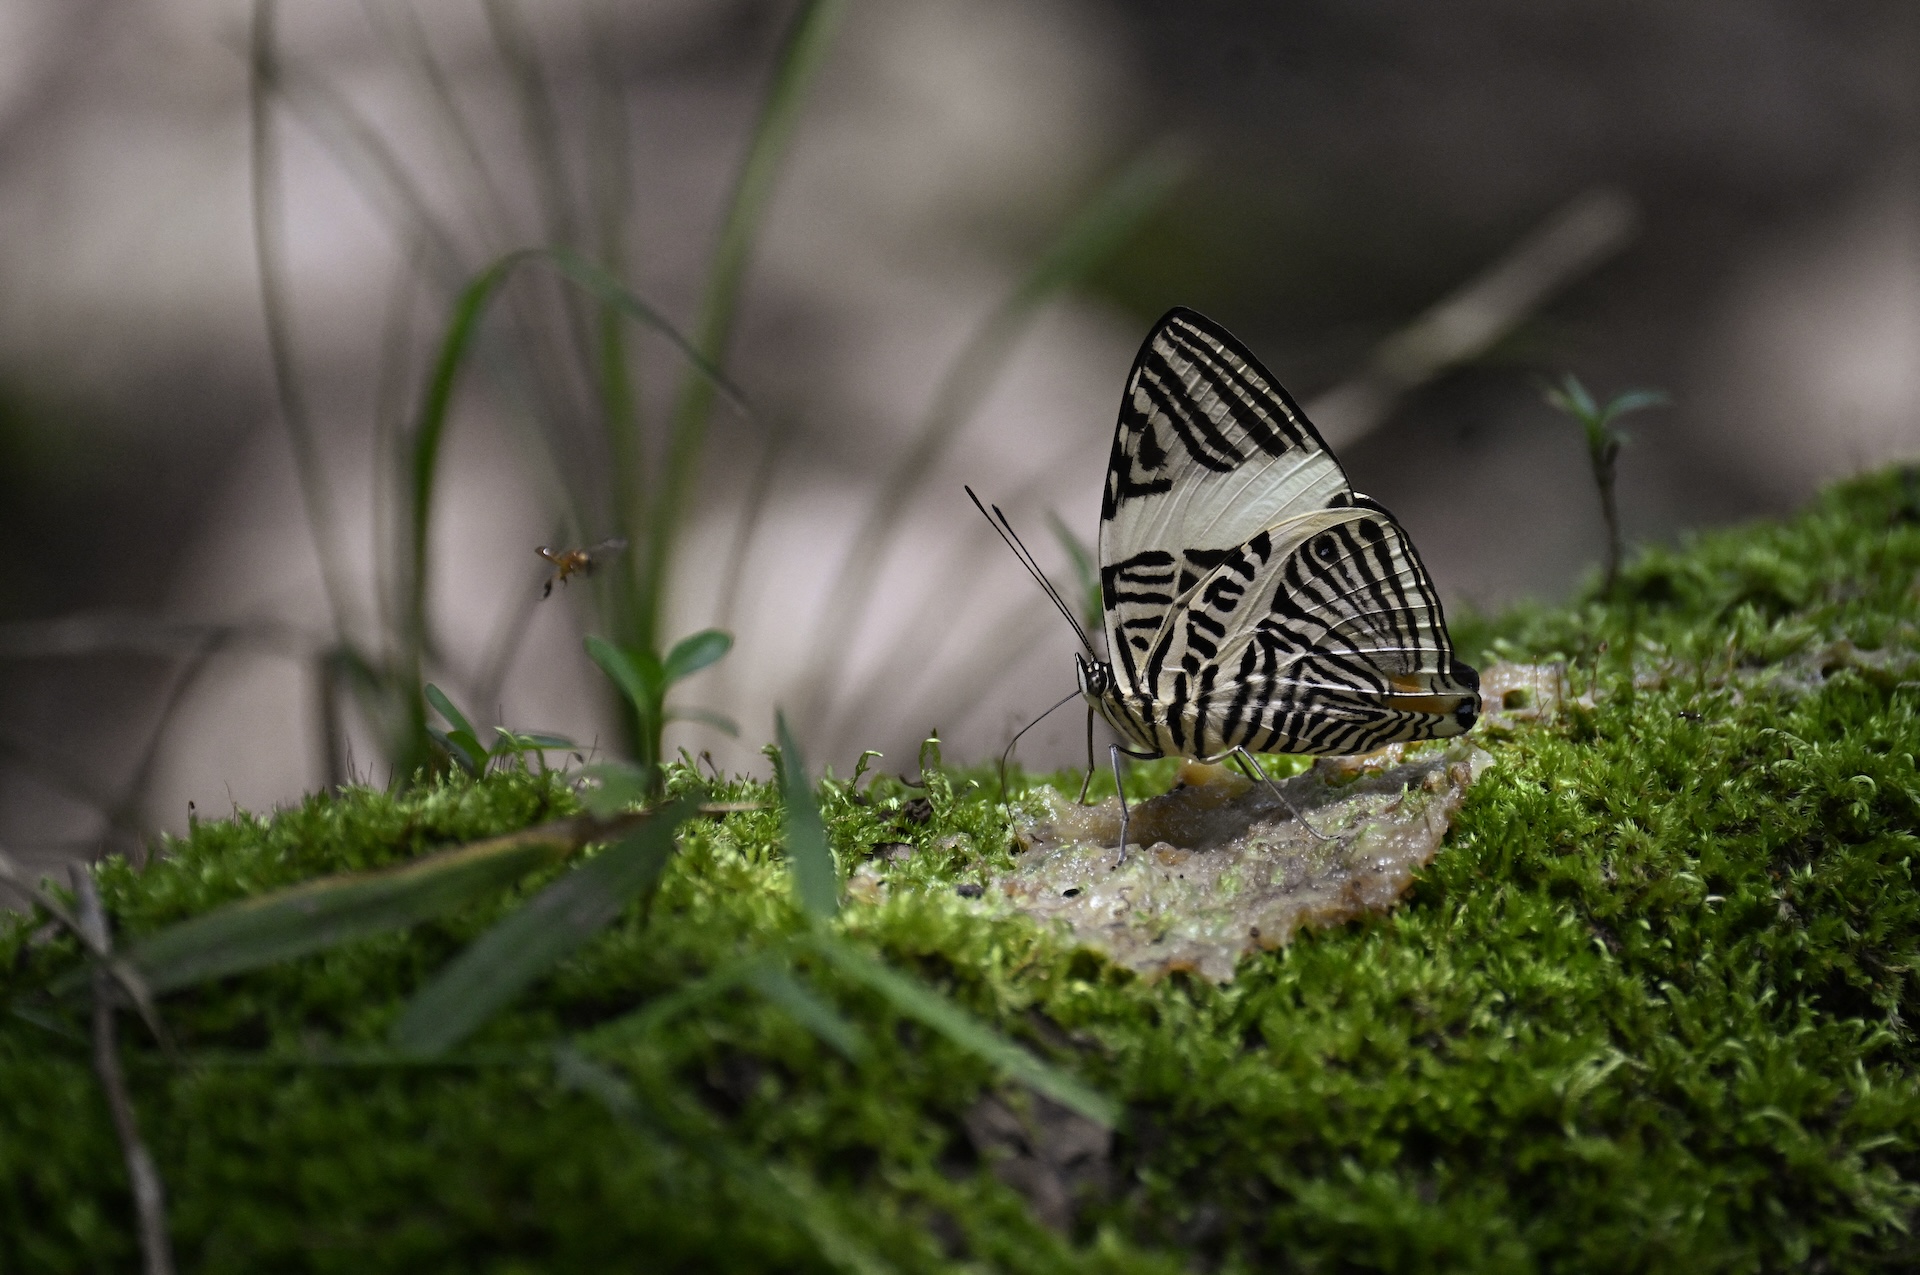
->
996, 686, 1086, 824
965, 486, 1096, 655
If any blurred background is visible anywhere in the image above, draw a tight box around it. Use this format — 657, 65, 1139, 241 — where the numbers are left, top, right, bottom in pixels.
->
1, 0, 1915, 878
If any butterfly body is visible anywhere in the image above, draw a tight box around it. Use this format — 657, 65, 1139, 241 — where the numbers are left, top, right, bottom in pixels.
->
1082, 308, 1479, 766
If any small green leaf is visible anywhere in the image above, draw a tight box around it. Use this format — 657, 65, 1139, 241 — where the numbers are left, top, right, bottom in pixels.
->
424, 683, 477, 739
449, 729, 488, 770
389, 797, 700, 1056
668, 707, 740, 737
776, 711, 839, 920
1602, 388, 1669, 420
497, 729, 576, 752
807, 933, 1118, 1128
1555, 373, 1598, 420
746, 964, 867, 1062
663, 629, 733, 687
427, 726, 484, 777
585, 636, 655, 720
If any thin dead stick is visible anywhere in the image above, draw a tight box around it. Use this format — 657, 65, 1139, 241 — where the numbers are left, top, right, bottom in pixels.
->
0, 847, 173, 1053
0, 611, 316, 661
1306, 187, 1640, 449
71, 867, 176, 1275
104, 632, 239, 865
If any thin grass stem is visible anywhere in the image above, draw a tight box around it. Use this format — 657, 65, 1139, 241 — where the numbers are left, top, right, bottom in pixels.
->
358, 0, 518, 253
792, 147, 1182, 729
638, 0, 847, 657
480, 0, 579, 250
713, 411, 793, 636
249, 0, 357, 645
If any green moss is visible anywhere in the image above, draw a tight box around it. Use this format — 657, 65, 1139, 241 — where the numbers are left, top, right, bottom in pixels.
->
11, 470, 1920, 1271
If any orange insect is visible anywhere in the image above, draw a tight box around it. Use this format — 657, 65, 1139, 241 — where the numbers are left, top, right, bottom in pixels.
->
537, 537, 627, 598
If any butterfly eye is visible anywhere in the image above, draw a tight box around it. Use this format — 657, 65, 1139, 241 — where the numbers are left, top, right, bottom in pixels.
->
1315, 537, 1337, 562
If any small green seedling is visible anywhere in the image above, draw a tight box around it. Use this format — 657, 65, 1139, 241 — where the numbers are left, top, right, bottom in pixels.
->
586, 629, 738, 793
425, 684, 574, 777
1544, 374, 1668, 596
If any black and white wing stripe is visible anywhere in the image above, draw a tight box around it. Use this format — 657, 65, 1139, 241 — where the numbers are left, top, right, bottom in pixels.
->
1099, 308, 1351, 691
1134, 503, 1477, 758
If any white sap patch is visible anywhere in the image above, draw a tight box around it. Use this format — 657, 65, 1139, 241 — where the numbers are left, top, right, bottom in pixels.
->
992, 737, 1493, 982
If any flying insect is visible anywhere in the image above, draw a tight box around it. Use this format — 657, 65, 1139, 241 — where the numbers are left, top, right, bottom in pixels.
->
537, 537, 627, 598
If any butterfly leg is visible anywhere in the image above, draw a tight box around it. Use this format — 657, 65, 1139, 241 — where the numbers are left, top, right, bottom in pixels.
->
1076, 708, 1096, 804
1233, 747, 1335, 842
1110, 743, 1132, 866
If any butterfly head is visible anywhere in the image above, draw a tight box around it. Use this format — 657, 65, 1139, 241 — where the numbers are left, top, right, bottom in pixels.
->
1074, 652, 1111, 700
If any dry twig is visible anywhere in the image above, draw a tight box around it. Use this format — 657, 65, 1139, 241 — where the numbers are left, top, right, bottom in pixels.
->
70, 867, 176, 1275
0, 847, 172, 1052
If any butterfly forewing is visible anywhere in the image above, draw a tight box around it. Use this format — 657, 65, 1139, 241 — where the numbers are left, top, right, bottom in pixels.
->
1099, 309, 1352, 690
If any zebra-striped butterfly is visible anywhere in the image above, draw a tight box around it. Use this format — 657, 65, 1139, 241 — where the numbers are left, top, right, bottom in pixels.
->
1081, 307, 1480, 777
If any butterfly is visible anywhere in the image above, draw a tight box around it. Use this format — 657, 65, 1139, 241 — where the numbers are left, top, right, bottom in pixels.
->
977, 307, 1479, 853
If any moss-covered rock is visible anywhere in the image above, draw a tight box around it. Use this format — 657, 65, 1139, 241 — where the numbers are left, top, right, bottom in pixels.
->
9, 469, 1920, 1272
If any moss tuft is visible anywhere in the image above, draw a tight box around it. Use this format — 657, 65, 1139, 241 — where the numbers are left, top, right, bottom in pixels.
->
10, 469, 1920, 1270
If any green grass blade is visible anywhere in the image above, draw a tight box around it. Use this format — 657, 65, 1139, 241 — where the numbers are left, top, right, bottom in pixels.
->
637, 0, 847, 657
496, 728, 575, 751
1604, 388, 1670, 419
794, 145, 1186, 730
478, 0, 577, 251
424, 683, 477, 739
110, 818, 607, 994
405, 248, 750, 777
745, 964, 867, 1062
426, 726, 484, 777
553, 1044, 889, 1275
411, 250, 746, 574
551, 1043, 645, 1120
806, 934, 1119, 1128
666, 708, 740, 737
662, 628, 733, 686
584, 635, 655, 722
541, 248, 749, 412
776, 711, 839, 919
581, 951, 779, 1047
389, 798, 700, 1055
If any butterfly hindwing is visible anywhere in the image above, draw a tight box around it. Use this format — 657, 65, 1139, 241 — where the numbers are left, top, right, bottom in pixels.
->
1137, 502, 1475, 758
1099, 308, 1351, 691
